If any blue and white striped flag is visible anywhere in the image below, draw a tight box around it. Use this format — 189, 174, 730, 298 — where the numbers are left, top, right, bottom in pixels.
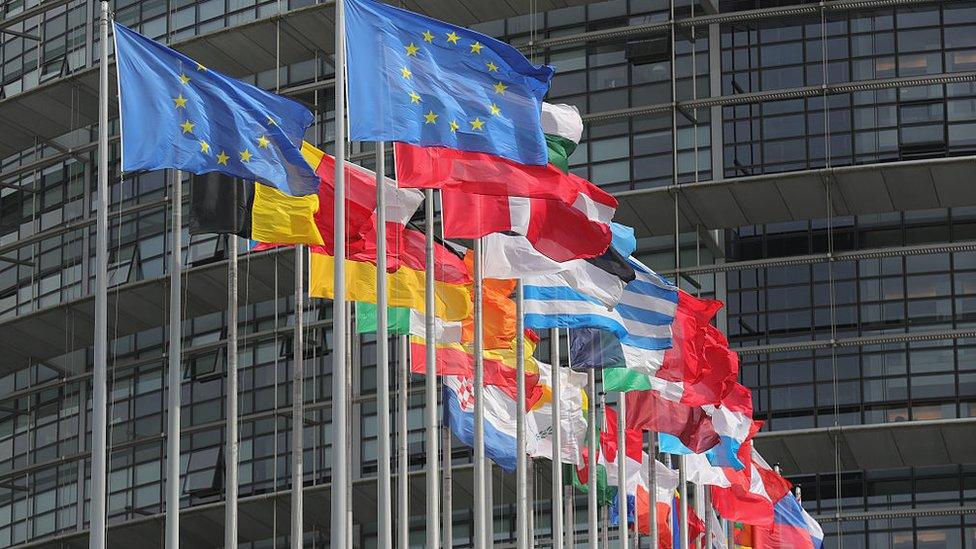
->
524, 254, 678, 373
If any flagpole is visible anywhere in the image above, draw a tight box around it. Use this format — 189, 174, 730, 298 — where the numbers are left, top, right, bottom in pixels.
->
423, 188, 440, 549
165, 169, 183, 549
443, 425, 453, 549
679, 455, 689, 549
515, 279, 529, 549
528, 457, 536, 548
331, 0, 349, 545
586, 370, 598, 549
703, 485, 712, 549
473, 237, 487, 549
617, 394, 627, 549
398, 334, 410, 549
291, 242, 305, 549
550, 328, 563, 549
648, 430, 658, 549
91, 3, 110, 548
225, 234, 239, 549
375, 140, 393, 549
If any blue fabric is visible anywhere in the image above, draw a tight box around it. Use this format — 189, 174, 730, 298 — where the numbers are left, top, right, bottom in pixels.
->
523, 313, 627, 339
113, 23, 318, 196
569, 328, 626, 370
611, 222, 637, 258
608, 490, 636, 528
658, 433, 693, 455
523, 284, 603, 305
658, 433, 746, 470
344, 0, 553, 165
443, 385, 517, 472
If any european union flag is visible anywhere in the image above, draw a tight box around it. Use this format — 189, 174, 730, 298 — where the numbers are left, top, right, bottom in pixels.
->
345, 0, 554, 166
113, 23, 319, 196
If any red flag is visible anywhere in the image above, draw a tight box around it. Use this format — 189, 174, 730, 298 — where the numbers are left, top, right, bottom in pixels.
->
625, 389, 720, 453
439, 184, 614, 262
395, 142, 585, 203
710, 423, 780, 527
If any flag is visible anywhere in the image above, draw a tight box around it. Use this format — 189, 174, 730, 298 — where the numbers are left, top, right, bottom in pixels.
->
309, 224, 473, 321
440, 177, 616, 262
655, 291, 731, 406
443, 375, 519, 472
711, 444, 789, 527
345, 0, 554, 165
113, 23, 318, 196
482, 232, 634, 308
410, 333, 542, 407
752, 495, 824, 549
461, 251, 518, 349
301, 142, 424, 250
569, 447, 614, 506
733, 522, 755, 549
710, 508, 730, 549
624, 384, 721, 453
525, 361, 589, 465
354, 303, 412, 335
187, 172, 324, 245
542, 102, 584, 172
635, 457, 681, 542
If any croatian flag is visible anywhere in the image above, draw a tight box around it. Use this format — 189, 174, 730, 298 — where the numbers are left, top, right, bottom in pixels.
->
443, 375, 518, 472
753, 495, 825, 549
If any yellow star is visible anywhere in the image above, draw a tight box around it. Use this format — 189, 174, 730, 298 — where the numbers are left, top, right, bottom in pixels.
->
179, 120, 195, 134
401, 66, 412, 79
489, 103, 501, 116
486, 61, 499, 73
422, 30, 434, 43
408, 91, 421, 104
216, 151, 229, 165
470, 117, 485, 131
199, 140, 210, 154
266, 115, 277, 126
424, 111, 438, 124
494, 81, 508, 94
196, 62, 207, 71
257, 135, 271, 148
173, 94, 187, 108
449, 119, 460, 132
178, 73, 191, 85
470, 41, 483, 54
240, 149, 252, 162
446, 31, 460, 45
405, 42, 419, 56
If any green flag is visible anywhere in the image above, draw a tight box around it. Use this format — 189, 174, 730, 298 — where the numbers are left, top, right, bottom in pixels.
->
355, 302, 411, 335
602, 367, 652, 392
542, 102, 583, 173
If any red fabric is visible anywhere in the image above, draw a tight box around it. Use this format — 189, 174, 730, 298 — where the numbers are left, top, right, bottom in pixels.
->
710, 423, 777, 527
624, 390, 720, 453
311, 152, 379, 249
408, 340, 542, 408
440, 189, 612, 262
636, 484, 672, 549
655, 292, 724, 393
600, 406, 644, 465
394, 142, 597, 204
753, 522, 815, 549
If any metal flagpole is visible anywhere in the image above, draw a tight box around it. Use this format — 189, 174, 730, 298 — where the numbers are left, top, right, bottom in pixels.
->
617, 395, 627, 549
473, 238, 487, 549
91, 3, 110, 548
166, 169, 183, 549
617, 392, 628, 549
291, 243, 305, 549
587, 371, 598, 549
678, 456, 689, 549
515, 280, 528, 549
423, 189, 440, 549
527, 457, 536, 548
375, 141, 393, 548
599, 393, 609, 549
443, 425, 453, 549
703, 485, 712, 549
648, 430, 658, 549
398, 334, 409, 549
225, 235, 239, 549
331, 0, 349, 545
550, 328, 563, 549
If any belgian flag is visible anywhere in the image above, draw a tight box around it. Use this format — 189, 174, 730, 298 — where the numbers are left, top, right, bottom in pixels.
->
188, 172, 323, 245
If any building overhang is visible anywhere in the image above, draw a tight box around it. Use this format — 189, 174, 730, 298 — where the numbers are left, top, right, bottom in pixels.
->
615, 155, 976, 237
753, 417, 976, 475
0, 248, 296, 377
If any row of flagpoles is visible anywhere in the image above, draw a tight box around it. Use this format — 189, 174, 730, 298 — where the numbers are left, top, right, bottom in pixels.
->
83, 0, 831, 547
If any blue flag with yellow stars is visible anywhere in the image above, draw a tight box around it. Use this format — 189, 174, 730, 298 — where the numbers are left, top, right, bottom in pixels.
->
113, 23, 319, 196
345, 0, 555, 166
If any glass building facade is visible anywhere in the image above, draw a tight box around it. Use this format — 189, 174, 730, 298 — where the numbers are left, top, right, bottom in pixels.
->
1, 0, 975, 546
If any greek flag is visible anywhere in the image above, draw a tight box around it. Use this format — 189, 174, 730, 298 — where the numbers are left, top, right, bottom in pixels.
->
524, 255, 678, 368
